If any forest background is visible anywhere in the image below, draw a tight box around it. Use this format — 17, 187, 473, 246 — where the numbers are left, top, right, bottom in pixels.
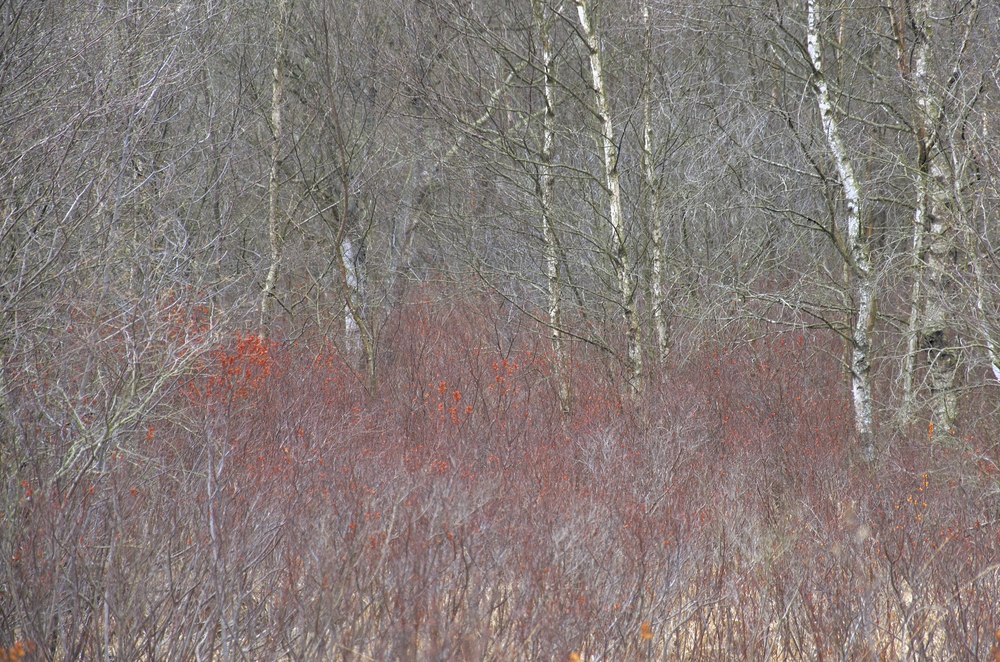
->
2, 0, 999, 658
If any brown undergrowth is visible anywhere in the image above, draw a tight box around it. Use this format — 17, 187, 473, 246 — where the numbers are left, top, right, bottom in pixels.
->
3, 296, 998, 660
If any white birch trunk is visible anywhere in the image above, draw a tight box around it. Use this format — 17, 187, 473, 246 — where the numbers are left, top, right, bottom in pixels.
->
897, 0, 935, 420
900, 206, 927, 418
922, 146, 961, 440
907, 0, 968, 440
972, 95, 1000, 382
532, 0, 571, 413
807, 0, 876, 460
971, 253, 1000, 383
342, 237, 361, 354
575, 0, 643, 394
338, 233, 377, 390
643, 0, 670, 365
258, 0, 290, 332
966, 180, 1000, 382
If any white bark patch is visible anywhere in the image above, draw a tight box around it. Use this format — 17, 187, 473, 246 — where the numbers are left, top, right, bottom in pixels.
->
342, 237, 361, 355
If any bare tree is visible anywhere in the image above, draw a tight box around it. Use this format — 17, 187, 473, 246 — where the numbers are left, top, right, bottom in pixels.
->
806, 0, 876, 459
642, 0, 670, 366
575, 0, 643, 394
891, 0, 992, 439
259, 0, 292, 331
532, 0, 572, 413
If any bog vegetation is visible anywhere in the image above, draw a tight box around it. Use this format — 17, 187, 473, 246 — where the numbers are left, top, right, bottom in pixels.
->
2, 0, 999, 659
4, 293, 999, 659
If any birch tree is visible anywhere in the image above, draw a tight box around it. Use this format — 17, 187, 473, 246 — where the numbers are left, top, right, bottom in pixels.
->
259, 0, 292, 331
532, 0, 572, 412
642, 0, 670, 366
575, 0, 643, 394
893, 0, 934, 420
968, 152, 1000, 384
912, 4, 960, 441
806, 0, 876, 460
892, 0, 984, 439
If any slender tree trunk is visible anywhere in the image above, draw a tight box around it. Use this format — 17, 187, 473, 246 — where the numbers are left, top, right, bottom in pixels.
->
341, 237, 362, 354
575, 0, 643, 394
893, 0, 976, 440
971, 253, 1000, 383
642, 0, 669, 365
893, 0, 934, 421
338, 234, 377, 391
807, 0, 876, 460
965, 209, 1000, 383
921, 0, 983, 440
900, 207, 928, 418
259, 0, 291, 332
922, 142, 961, 441
325, 113, 377, 389
532, 0, 571, 413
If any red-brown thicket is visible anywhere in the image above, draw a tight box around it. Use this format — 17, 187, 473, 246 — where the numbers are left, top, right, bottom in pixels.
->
3, 291, 999, 660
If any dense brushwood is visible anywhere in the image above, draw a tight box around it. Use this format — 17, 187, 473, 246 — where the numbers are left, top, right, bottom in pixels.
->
3, 293, 998, 660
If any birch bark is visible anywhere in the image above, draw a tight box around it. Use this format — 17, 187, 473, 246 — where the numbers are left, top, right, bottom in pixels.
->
807, 0, 876, 460
971, 252, 1000, 383
338, 231, 377, 391
922, 142, 961, 441
895, 0, 935, 418
341, 237, 362, 354
532, 0, 571, 413
967, 196, 1000, 383
259, 0, 291, 332
893, 0, 977, 439
575, 0, 643, 394
643, 0, 670, 365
